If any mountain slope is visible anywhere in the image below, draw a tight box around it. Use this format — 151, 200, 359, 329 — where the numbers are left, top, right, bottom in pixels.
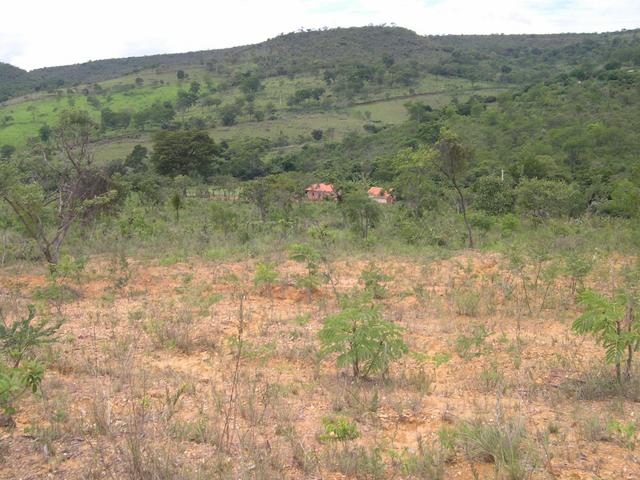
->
0, 62, 33, 102
2, 25, 639, 100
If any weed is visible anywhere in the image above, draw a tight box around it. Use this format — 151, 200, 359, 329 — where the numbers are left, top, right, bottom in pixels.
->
457, 414, 536, 480
453, 288, 481, 317
323, 444, 386, 479
32, 283, 80, 303
359, 262, 390, 299
478, 359, 506, 393
144, 308, 195, 354
319, 416, 360, 442
455, 322, 491, 360
395, 435, 445, 479
253, 262, 279, 295
607, 419, 637, 450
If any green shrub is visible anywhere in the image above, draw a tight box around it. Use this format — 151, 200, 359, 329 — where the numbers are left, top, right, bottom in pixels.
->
289, 243, 322, 295
319, 295, 408, 378
0, 305, 60, 417
515, 178, 581, 219
572, 288, 640, 383
359, 262, 390, 299
455, 322, 491, 360
32, 283, 81, 303
607, 419, 637, 450
253, 262, 279, 292
564, 253, 593, 295
319, 416, 360, 442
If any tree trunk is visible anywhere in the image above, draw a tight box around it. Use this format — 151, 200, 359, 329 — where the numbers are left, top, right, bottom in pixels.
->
625, 299, 634, 381
454, 184, 474, 249
616, 320, 622, 383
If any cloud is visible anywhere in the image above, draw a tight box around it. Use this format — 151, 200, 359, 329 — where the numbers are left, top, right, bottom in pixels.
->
1, 0, 639, 70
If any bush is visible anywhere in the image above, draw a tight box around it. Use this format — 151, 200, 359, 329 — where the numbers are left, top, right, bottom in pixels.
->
0, 306, 60, 418
319, 294, 407, 378
472, 176, 515, 215
572, 288, 640, 383
359, 262, 390, 299
319, 416, 360, 442
515, 178, 581, 219
253, 262, 279, 292
455, 322, 490, 360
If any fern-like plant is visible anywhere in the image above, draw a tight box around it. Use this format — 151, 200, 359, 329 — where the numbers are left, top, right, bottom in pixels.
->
318, 295, 407, 378
359, 262, 390, 300
289, 243, 322, 299
253, 262, 279, 296
0, 305, 60, 418
572, 290, 639, 382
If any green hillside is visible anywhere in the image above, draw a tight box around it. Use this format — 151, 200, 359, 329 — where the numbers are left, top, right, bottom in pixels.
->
3, 25, 638, 161
1, 25, 639, 204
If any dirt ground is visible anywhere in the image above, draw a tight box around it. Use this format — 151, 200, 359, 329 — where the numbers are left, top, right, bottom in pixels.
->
1, 252, 638, 479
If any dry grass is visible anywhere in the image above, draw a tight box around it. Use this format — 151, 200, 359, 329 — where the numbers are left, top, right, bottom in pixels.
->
1, 252, 639, 479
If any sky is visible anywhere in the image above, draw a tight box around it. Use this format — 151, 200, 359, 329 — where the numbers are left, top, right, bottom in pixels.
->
2, 0, 639, 70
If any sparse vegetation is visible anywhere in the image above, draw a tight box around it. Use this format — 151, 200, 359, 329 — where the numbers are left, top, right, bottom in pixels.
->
1, 21, 640, 480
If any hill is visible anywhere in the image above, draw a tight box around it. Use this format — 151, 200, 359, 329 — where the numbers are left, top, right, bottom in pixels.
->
3, 26, 640, 97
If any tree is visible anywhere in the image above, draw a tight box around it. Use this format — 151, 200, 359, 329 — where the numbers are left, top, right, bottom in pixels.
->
241, 177, 272, 222
0, 144, 15, 160
434, 130, 474, 248
133, 101, 175, 129
573, 288, 639, 383
176, 90, 199, 112
472, 176, 515, 215
38, 125, 52, 142
100, 108, 131, 130
189, 81, 201, 96
124, 144, 148, 172
170, 191, 183, 222
151, 130, 220, 178
340, 190, 381, 240
318, 294, 407, 378
404, 101, 433, 123
605, 180, 640, 218
391, 147, 441, 217
0, 111, 121, 265
238, 73, 262, 95
382, 53, 395, 69
515, 178, 579, 219
220, 104, 239, 126
176, 70, 186, 80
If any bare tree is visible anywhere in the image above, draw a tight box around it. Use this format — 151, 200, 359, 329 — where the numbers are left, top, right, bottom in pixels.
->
0, 111, 120, 266
434, 130, 474, 248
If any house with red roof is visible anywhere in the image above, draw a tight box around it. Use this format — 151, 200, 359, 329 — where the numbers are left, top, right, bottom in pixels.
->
305, 183, 337, 201
368, 186, 395, 204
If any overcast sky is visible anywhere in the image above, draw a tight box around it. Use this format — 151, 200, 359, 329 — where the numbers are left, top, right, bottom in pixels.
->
2, 0, 639, 70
